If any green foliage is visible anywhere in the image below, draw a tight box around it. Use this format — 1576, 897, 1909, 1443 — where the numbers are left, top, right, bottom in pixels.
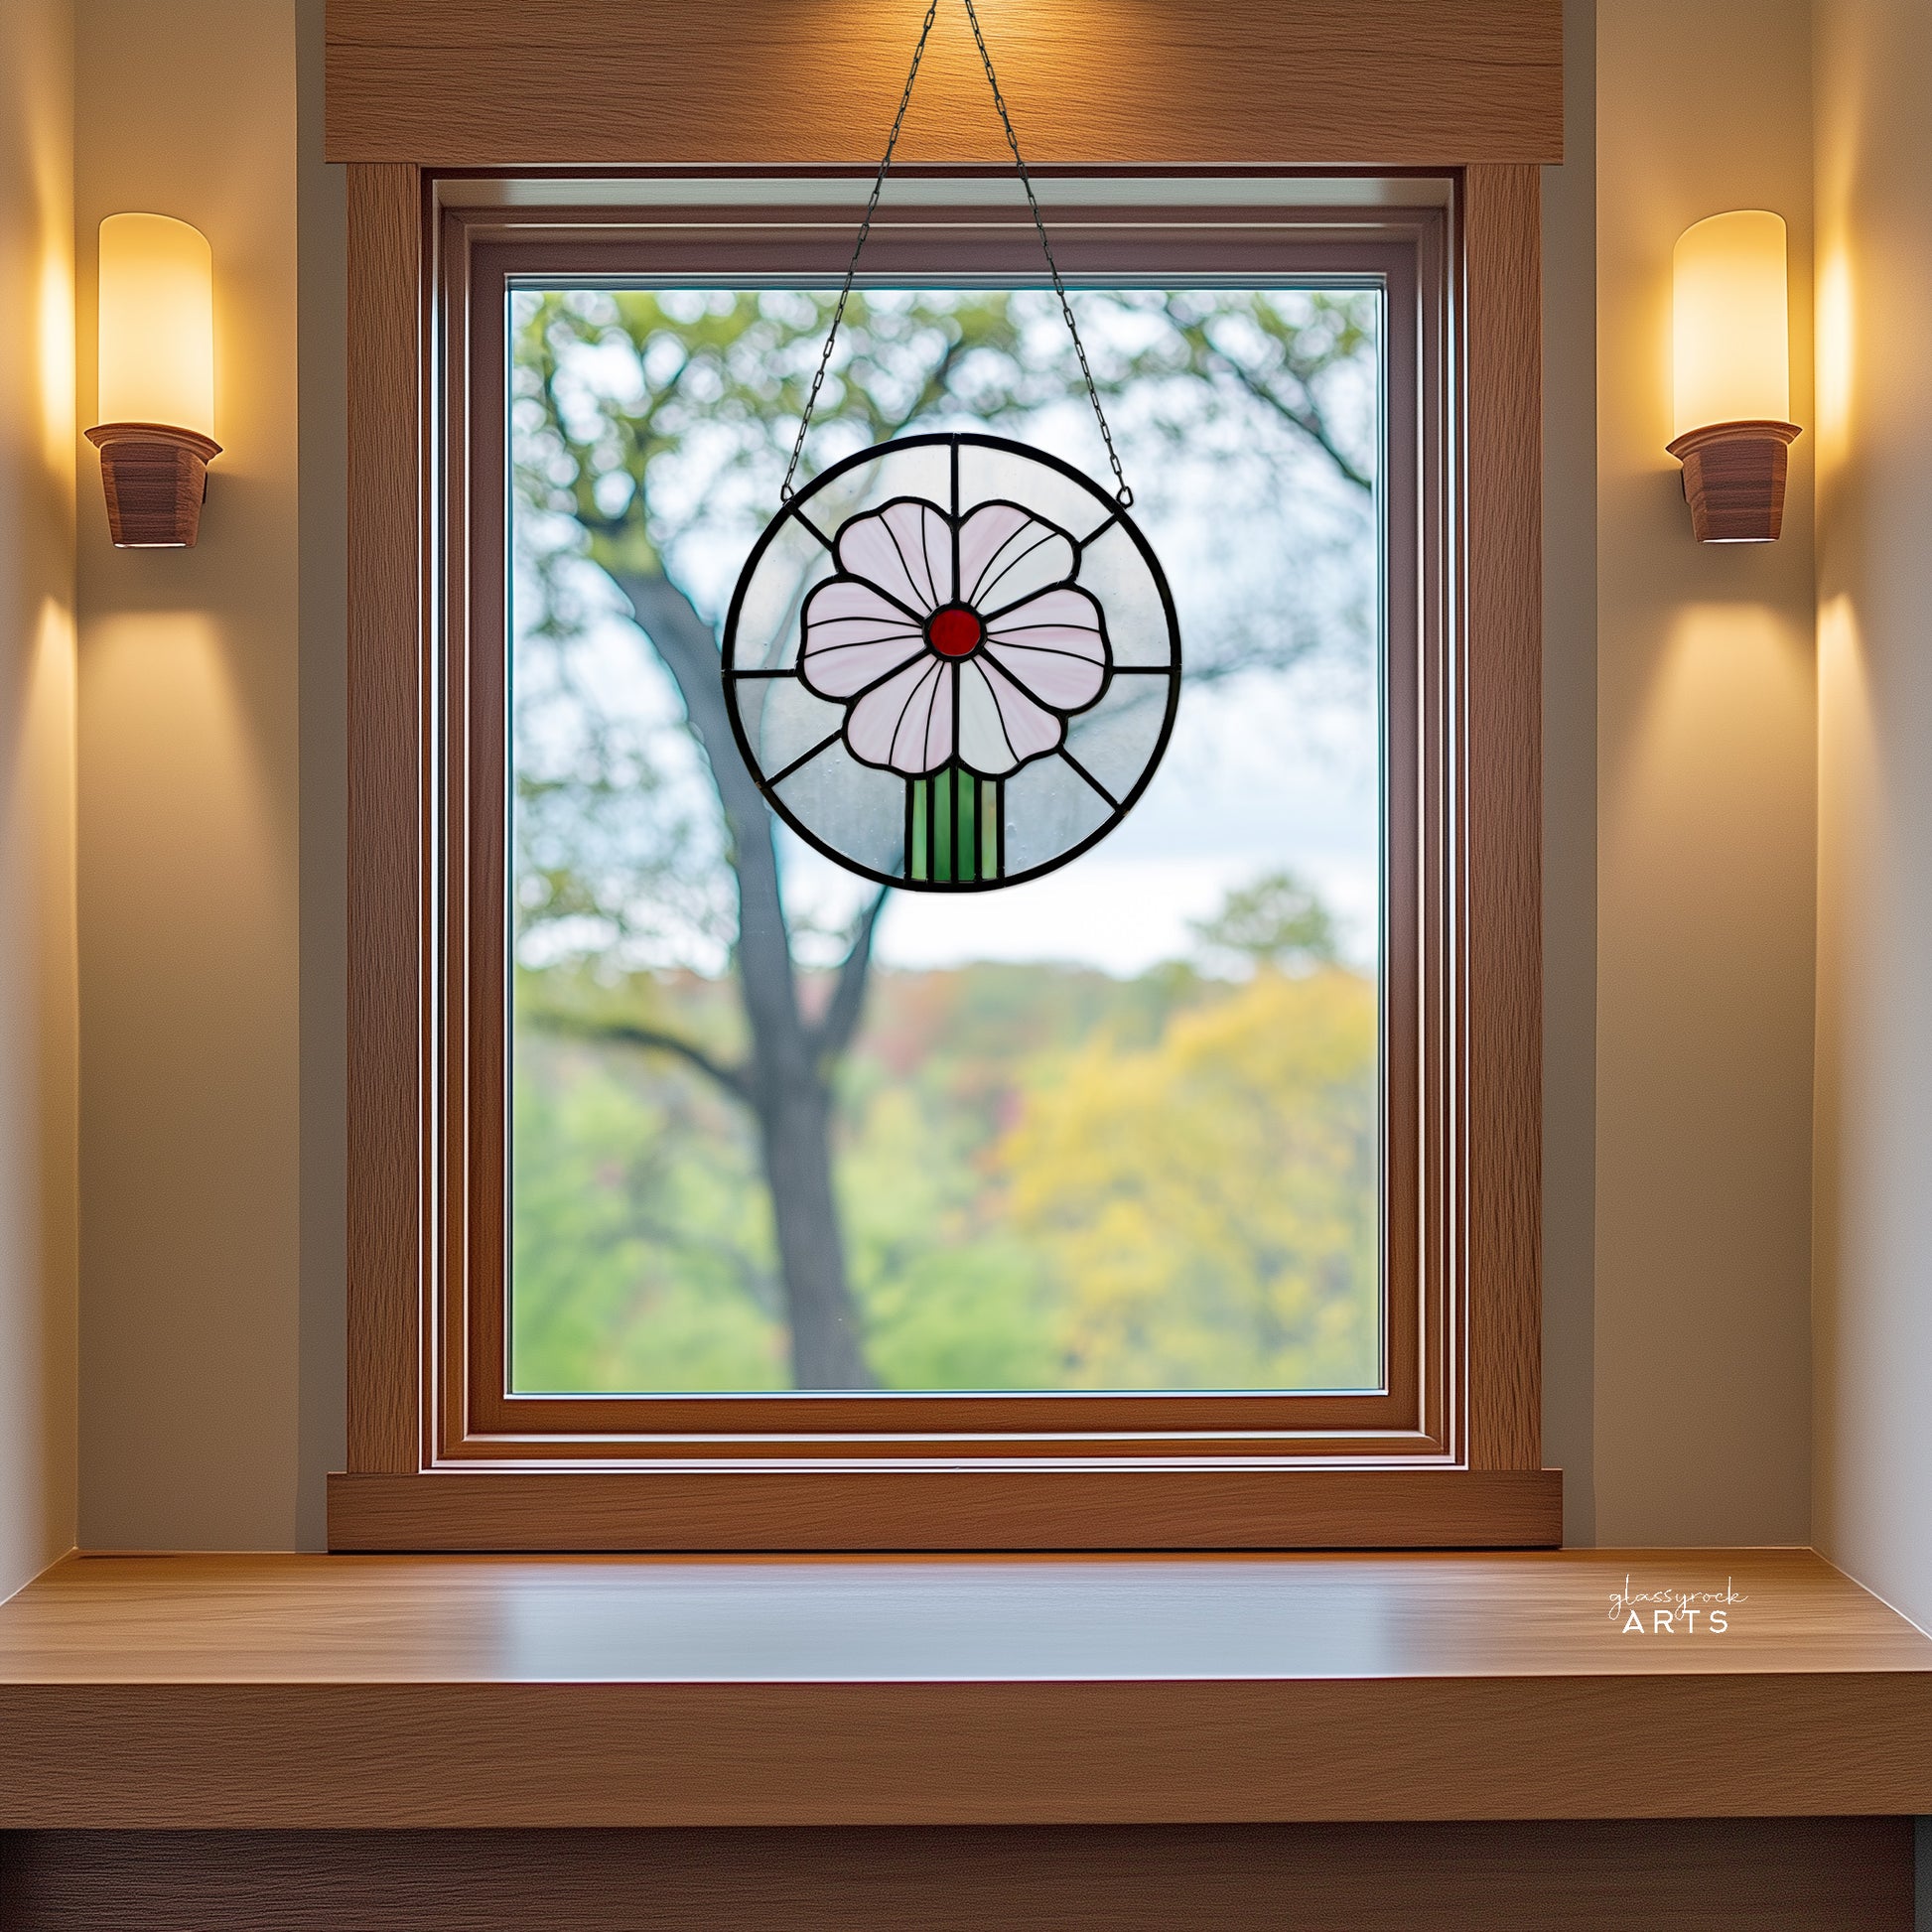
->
511, 920, 1377, 1394
510, 1033, 782, 1393
513, 287, 1376, 578
513, 288, 1038, 591
512, 950, 1212, 1392
1189, 869, 1342, 974
999, 968, 1379, 1391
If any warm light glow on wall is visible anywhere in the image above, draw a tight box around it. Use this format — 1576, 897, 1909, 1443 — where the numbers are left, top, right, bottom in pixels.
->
1815, 250, 1854, 475
37, 242, 74, 476
1672, 210, 1790, 437
1818, 594, 1860, 683
97, 213, 214, 436
1634, 603, 1814, 833
86, 213, 221, 548
1666, 210, 1800, 543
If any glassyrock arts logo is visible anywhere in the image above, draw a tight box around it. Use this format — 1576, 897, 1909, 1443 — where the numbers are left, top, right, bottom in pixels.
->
1607, 1575, 1747, 1635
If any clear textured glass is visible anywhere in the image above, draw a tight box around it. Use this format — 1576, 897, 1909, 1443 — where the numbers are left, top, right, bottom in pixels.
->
774, 743, 908, 882
1077, 520, 1174, 668
509, 284, 1383, 1396
727, 518, 829, 672
959, 440, 1118, 545
738, 672, 844, 780
1062, 678, 1173, 801
999, 753, 1114, 872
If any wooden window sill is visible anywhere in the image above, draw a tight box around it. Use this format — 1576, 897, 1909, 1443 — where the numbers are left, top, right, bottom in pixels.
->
1, 1548, 1928, 1829
325, 1466, 1566, 1552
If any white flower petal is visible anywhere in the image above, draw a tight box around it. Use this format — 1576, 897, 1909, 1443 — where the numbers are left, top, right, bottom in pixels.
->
978, 657, 1064, 766
956, 661, 1020, 775
983, 586, 1109, 709
798, 579, 927, 697
914, 660, 957, 771
957, 502, 1075, 612
833, 499, 952, 617
846, 656, 954, 775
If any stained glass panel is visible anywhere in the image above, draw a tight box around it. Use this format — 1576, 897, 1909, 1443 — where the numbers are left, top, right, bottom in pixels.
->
725, 434, 1179, 893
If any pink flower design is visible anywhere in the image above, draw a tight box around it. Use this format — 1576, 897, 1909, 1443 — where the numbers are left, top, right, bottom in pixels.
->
798, 497, 1110, 777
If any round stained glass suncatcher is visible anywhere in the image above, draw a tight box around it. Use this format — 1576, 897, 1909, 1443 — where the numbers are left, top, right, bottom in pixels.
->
723, 433, 1181, 892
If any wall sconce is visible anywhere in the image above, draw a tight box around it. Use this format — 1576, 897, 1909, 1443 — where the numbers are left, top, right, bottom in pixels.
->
1667, 209, 1799, 543
84, 213, 219, 548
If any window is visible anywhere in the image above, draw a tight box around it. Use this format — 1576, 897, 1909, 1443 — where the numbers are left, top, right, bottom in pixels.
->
509, 277, 1383, 1400
336, 175, 1548, 1551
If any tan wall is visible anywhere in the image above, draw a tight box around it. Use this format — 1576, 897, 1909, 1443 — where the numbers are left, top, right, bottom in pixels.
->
0, 0, 79, 1601
74, 0, 306, 1549
1592, 0, 1817, 1544
1541, 0, 1598, 1546
47, 0, 1843, 1555
1811, 0, 1932, 1626
294, 0, 348, 1553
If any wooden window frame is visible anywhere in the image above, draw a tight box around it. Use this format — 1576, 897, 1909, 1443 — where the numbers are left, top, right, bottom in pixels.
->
330, 168, 1551, 1553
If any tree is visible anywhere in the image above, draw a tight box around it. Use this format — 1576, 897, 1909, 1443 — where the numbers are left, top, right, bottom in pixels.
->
997, 964, 1379, 1391
511, 288, 1377, 1388
1190, 869, 1342, 974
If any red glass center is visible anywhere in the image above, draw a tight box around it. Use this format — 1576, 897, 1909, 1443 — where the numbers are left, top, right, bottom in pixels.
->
926, 605, 984, 657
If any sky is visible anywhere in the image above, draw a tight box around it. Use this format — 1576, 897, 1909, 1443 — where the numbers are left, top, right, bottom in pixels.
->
787, 659, 1380, 974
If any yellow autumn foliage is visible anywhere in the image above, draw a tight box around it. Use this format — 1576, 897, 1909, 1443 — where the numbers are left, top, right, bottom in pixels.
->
998, 968, 1379, 1391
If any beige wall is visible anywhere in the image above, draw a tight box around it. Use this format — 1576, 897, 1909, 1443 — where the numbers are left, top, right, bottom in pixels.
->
0, 0, 79, 1601
1811, 0, 1932, 1627
74, 0, 306, 1549
295, 0, 348, 1553
39, 1, 1884, 1562
1541, 0, 1598, 1547
1592, 0, 1817, 1545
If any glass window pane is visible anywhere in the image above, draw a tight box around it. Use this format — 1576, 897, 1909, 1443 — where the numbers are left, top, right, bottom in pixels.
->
508, 286, 1383, 1396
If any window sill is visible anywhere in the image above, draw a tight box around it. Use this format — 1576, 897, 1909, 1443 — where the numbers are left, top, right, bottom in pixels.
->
1, 1548, 1928, 1828
326, 1465, 1565, 1552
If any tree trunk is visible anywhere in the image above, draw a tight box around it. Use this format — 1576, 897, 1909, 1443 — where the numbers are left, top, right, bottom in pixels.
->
612, 569, 874, 1389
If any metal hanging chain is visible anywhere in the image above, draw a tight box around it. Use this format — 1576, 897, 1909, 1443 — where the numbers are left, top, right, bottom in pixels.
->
958, 0, 1131, 507
779, 0, 940, 502
779, 0, 1134, 508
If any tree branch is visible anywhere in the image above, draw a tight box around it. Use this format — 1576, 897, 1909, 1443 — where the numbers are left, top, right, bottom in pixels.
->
1159, 298, 1374, 494
886, 333, 969, 439
809, 888, 890, 1070
539, 1011, 752, 1105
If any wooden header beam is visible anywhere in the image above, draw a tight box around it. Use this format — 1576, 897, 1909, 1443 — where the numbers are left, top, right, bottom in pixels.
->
324, 0, 1563, 169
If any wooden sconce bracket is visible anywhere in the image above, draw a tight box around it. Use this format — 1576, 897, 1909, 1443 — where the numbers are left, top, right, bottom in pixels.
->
84, 421, 222, 547
1666, 418, 1801, 543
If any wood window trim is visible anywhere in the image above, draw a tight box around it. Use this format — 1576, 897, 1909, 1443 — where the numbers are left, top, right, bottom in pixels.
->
334, 166, 1549, 1553
460, 205, 1436, 1459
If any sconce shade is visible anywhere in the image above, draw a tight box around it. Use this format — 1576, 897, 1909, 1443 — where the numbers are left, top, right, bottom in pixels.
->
89, 213, 220, 547
97, 213, 214, 434
1672, 210, 1790, 436
1667, 210, 1799, 543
